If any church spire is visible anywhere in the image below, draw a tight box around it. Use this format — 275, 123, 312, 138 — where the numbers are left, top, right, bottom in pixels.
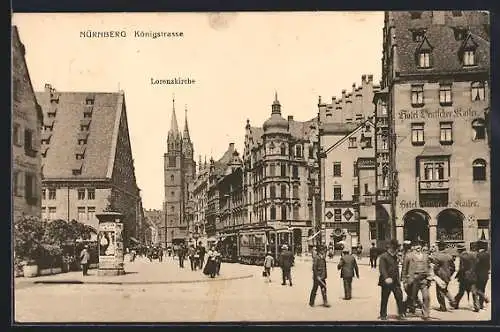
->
183, 104, 191, 141
272, 90, 281, 115
168, 94, 179, 136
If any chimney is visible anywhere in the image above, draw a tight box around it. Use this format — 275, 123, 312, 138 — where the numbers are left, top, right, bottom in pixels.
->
432, 11, 445, 25
288, 115, 294, 121
44, 83, 52, 92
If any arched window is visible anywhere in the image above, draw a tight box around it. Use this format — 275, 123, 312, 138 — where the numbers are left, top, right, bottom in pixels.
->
270, 206, 276, 220
472, 159, 486, 181
472, 119, 486, 140
280, 144, 286, 156
281, 205, 287, 221
170, 174, 174, 182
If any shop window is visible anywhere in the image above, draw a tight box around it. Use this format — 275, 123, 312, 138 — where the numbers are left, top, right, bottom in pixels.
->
472, 159, 486, 181
472, 119, 486, 140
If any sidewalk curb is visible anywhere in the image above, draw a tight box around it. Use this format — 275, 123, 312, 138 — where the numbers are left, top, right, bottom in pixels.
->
31, 274, 254, 285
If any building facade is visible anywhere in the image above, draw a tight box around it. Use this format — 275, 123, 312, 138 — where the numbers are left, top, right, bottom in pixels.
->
37, 85, 142, 246
12, 26, 44, 222
378, 10, 490, 248
163, 99, 196, 247
191, 158, 209, 245
243, 94, 321, 254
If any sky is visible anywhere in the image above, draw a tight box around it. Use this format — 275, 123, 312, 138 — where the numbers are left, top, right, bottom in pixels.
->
12, 12, 384, 210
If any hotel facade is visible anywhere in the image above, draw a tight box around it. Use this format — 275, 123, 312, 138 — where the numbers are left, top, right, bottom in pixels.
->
377, 10, 490, 248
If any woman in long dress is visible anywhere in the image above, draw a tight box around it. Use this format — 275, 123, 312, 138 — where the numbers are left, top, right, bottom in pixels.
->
203, 247, 217, 278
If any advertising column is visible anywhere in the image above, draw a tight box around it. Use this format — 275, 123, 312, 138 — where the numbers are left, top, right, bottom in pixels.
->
97, 212, 125, 276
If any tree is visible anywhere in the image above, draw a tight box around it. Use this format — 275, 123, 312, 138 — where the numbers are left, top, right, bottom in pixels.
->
14, 215, 45, 263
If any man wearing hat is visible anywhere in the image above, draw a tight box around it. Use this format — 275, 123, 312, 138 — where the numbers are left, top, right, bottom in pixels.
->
337, 248, 359, 300
378, 239, 405, 320
309, 245, 330, 307
401, 238, 432, 320
279, 244, 294, 286
453, 243, 480, 311
80, 245, 91, 276
400, 240, 419, 313
430, 241, 457, 311
475, 240, 490, 309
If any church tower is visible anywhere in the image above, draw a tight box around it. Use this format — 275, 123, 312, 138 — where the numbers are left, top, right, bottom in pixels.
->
164, 95, 183, 247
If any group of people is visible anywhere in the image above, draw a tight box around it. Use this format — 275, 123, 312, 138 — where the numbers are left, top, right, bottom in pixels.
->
173, 242, 223, 279
378, 238, 490, 320
263, 244, 295, 285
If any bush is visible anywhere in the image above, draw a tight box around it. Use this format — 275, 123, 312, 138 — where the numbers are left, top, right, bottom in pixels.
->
14, 215, 45, 264
37, 244, 63, 269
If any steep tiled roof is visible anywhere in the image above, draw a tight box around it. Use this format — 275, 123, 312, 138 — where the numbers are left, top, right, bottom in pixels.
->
36, 90, 123, 179
395, 11, 490, 74
289, 119, 316, 140
212, 143, 237, 176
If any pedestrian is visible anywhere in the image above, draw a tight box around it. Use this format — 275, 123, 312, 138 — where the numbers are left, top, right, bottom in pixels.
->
203, 246, 217, 278
400, 241, 422, 314
453, 243, 480, 312
378, 239, 405, 321
80, 245, 90, 276
357, 245, 363, 259
337, 248, 359, 300
401, 239, 432, 320
263, 251, 274, 283
309, 245, 331, 307
369, 243, 378, 268
279, 244, 294, 286
215, 247, 222, 275
188, 245, 197, 271
178, 244, 186, 268
475, 240, 490, 310
327, 242, 334, 259
198, 242, 206, 269
158, 247, 164, 262
430, 241, 457, 312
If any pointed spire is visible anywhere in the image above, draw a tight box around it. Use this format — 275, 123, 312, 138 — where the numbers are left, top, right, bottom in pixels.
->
183, 104, 190, 141
168, 93, 179, 136
272, 91, 281, 114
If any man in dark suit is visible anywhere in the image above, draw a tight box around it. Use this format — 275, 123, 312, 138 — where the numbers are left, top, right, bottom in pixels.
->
453, 243, 480, 312
430, 241, 457, 311
337, 248, 359, 300
475, 241, 490, 309
378, 239, 405, 320
279, 245, 294, 286
369, 243, 378, 268
309, 245, 330, 307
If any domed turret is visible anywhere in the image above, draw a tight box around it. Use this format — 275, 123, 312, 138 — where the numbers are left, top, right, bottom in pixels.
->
263, 92, 289, 134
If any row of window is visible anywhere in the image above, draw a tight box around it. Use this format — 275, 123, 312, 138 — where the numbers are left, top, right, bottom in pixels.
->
419, 158, 487, 181
41, 206, 96, 221
410, 82, 486, 108
410, 119, 486, 145
417, 46, 478, 69
13, 170, 38, 205
41, 188, 96, 200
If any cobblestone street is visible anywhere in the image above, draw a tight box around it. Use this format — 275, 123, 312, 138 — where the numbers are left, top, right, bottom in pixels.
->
15, 257, 491, 323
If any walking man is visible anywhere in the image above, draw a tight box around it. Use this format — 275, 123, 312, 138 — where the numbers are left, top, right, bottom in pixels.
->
453, 243, 480, 312
378, 239, 405, 321
178, 244, 186, 268
309, 245, 330, 307
279, 245, 294, 286
476, 240, 490, 310
198, 242, 206, 269
402, 239, 432, 320
369, 243, 378, 268
263, 251, 274, 283
80, 245, 90, 276
188, 245, 197, 271
430, 241, 457, 312
337, 248, 359, 300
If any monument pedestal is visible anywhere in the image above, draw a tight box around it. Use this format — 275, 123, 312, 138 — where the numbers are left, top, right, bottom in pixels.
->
96, 211, 125, 276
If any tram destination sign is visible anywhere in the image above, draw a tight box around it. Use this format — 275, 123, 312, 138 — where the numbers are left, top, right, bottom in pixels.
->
398, 108, 479, 121
399, 199, 479, 210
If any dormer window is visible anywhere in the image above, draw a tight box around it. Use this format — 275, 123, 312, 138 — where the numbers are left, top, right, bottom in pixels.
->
453, 27, 467, 41
418, 51, 431, 68
463, 50, 476, 66
411, 29, 426, 42
410, 11, 423, 19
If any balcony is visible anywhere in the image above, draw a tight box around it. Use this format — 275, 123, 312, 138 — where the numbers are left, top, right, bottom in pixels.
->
419, 179, 450, 193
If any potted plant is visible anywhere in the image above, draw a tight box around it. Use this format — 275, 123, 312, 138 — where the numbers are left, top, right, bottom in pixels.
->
14, 215, 45, 277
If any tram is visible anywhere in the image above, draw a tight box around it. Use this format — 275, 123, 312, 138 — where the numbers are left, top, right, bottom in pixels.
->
237, 226, 293, 266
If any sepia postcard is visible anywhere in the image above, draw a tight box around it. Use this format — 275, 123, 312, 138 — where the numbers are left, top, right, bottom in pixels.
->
12, 11, 491, 324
